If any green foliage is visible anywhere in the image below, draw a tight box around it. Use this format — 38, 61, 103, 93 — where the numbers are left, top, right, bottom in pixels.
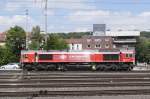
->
28, 40, 40, 50
136, 37, 150, 63
5, 26, 26, 62
53, 32, 92, 39
29, 25, 43, 50
140, 31, 150, 38
43, 34, 68, 50
0, 47, 16, 66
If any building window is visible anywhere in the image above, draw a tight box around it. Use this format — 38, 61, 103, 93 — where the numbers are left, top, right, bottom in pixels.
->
87, 39, 91, 42
95, 39, 101, 42
105, 44, 109, 48
105, 38, 109, 41
72, 46, 74, 50
113, 45, 116, 48
77, 44, 79, 49
95, 44, 101, 48
87, 45, 91, 48
71, 43, 74, 50
123, 45, 128, 48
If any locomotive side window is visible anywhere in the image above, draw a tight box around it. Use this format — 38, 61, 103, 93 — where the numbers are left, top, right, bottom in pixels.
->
23, 54, 28, 59
103, 54, 119, 60
126, 54, 133, 58
38, 54, 53, 60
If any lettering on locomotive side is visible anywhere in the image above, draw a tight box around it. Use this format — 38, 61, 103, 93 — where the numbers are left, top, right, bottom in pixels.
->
60, 55, 67, 59
68, 54, 90, 60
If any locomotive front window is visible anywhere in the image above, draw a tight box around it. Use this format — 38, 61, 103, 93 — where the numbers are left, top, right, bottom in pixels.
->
38, 54, 53, 60
103, 54, 119, 60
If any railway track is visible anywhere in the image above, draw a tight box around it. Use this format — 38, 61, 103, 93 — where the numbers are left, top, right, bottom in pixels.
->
0, 70, 150, 97
0, 89, 150, 97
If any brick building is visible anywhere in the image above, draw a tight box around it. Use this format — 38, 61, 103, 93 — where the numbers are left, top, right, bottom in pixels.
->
66, 36, 114, 51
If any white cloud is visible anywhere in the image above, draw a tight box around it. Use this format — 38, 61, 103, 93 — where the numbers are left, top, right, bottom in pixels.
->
74, 27, 91, 32
68, 10, 110, 21
0, 15, 36, 32
68, 10, 150, 31
139, 12, 150, 17
3, 0, 150, 32
47, 0, 96, 10
5, 2, 21, 11
4, 0, 44, 12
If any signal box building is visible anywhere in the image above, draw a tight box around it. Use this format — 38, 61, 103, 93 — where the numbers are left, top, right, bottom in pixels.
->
106, 31, 140, 51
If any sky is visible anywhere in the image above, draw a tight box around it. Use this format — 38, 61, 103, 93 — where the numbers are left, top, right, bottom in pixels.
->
1, 0, 150, 32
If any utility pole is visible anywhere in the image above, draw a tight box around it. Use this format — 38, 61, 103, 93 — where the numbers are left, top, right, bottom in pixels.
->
44, 0, 48, 43
25, 9, 29, 49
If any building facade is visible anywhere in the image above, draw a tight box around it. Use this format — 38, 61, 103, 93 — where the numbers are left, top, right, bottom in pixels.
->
66, 31, 140, 51
106, 31, 140, 51
66, 36, 114, 51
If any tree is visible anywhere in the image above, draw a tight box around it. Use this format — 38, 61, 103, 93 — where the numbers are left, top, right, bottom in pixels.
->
43, 34, 68, 50
28, 40, 40, 50
136, 37, 150, 63
0, 47, 16, 66
6, 26, 26, 61
29, 26, 43, 50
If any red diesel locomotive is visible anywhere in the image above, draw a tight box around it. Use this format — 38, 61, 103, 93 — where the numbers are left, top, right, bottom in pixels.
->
20, 50, 135, 71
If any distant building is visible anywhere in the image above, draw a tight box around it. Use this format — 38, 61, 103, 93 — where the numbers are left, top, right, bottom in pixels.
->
66, 31, 140, 51
66, 36, 113, 51
93, 24, 106, 36
0, 32, 6, 46
65, 38, 83, 50
106, 31, 140, 51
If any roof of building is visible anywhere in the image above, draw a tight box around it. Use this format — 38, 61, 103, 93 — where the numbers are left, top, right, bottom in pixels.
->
106, 31, 140, 37
0, 32, 6, 42
65, 38, 83, 44
82, 35, 112, 39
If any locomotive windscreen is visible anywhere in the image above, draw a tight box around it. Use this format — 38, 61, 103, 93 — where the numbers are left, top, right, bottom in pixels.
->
38, 54, 53, 60
103, 54, 119, 60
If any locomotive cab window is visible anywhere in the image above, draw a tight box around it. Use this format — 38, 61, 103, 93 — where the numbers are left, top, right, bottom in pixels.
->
126, 54, 133, 58
38, 54, 53, 60
23, 54, 28, 59
103, 54, 119, 60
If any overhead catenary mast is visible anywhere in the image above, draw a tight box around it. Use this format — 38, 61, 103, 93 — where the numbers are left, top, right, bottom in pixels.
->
44, 0, 48, 43
25, 9, 29, 49
34, 0, 48, 46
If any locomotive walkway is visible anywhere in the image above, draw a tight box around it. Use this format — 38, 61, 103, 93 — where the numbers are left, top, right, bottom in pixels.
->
0, 70, 150, 97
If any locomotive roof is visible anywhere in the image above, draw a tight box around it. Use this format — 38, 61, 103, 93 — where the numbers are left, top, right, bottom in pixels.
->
21, 50, 121, 54
21, 49, 134, 54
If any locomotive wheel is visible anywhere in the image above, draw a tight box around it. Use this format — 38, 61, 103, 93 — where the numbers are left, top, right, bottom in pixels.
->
24, 64, 33, 71
36, 64, 45, 71
127, 66, 132, 71
99, 65, 106, 71
111, 64, 118, 71
121, 64, 130, 71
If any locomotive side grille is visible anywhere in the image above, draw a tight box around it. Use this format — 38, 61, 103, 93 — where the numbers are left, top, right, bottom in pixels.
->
38, 54, 53, 60
103, 54, 119, 60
